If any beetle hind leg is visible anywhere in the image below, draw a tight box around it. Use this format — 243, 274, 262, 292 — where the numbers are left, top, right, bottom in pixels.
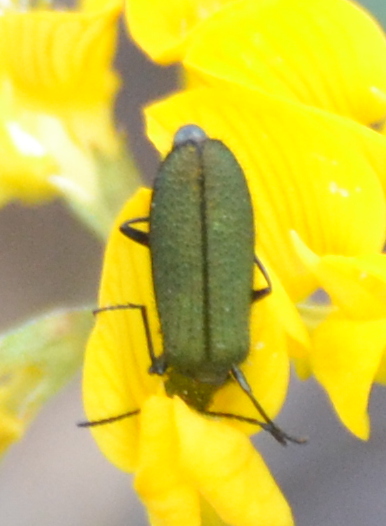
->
231, 365, 307, 446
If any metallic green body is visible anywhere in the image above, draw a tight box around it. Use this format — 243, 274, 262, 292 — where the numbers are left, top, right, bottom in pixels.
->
149, 133, 254, 406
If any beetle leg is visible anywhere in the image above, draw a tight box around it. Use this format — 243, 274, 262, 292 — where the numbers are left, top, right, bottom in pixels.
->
120, 216, 150, 247
230, 365, 307, 445
93, 303, 160, 373
252, 255, 272, 301
77, 409, 140, 428
202, 410, 290, 435
79, 302, 165, 428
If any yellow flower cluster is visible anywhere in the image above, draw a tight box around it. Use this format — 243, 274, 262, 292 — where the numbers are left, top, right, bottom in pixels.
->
0, 0, 131, 466
137, 0, 386, 440
0, 0, 129, 236
82, 1, 386, 525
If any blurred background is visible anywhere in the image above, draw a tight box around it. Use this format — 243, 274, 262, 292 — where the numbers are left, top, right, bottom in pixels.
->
1, 1, 386, 525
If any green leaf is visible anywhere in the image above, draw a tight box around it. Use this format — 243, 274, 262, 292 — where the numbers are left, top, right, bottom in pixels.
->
0, 308, 93, 455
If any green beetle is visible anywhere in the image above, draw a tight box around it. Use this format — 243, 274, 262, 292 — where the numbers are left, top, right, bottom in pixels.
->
117, 125, 304, 445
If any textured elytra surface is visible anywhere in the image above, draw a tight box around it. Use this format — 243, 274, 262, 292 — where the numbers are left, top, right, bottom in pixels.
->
149, 139, 254, 383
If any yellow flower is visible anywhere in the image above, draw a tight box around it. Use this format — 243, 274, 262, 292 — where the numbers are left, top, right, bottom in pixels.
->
83, 189, 294, 526
0, 2, 135, 236
121, 0, 386, 441
143, 81, 386, 439
84, 0, 386, 524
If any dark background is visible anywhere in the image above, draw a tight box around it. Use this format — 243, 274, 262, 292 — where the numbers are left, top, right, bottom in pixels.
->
0, 2, 386, 524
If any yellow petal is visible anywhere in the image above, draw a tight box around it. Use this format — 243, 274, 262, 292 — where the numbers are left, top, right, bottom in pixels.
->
0, 108, 57, 204
125, 0, 236, 64
311, 315, 386, 439
292, 301, 336, 379
317, 256, 386, 320
134, 395, 200, 526
145, 86, 386, 300
0, 409, 23, 455
374, 350, 386, 384
293, 234, 386, 320
184, 0, 386, 125
83, 189, 163, 472
82, 322, 141, 472
0, 8, 119, 110
175, 398, 294, 526
262, 265, 310, 359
